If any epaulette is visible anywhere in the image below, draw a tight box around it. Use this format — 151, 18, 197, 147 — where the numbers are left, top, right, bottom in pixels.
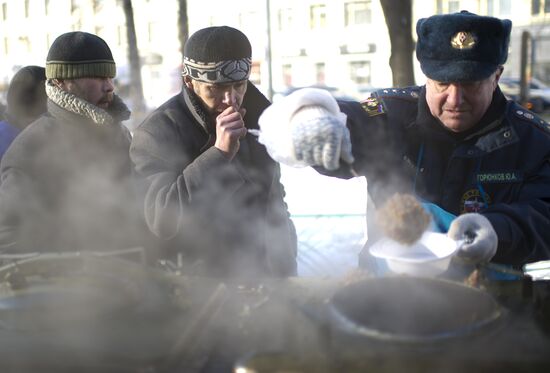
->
373, 86, 421, 100
360, 86, 420, 117
510, 103, 550, 135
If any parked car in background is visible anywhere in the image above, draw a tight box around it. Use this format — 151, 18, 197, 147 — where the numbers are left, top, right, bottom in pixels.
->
499, 77, 550, 113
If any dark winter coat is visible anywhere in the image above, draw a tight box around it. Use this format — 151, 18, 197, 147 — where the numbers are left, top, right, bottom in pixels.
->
130, 82, 297, 278
327, 86, 550, 267
0, 82, 150, 255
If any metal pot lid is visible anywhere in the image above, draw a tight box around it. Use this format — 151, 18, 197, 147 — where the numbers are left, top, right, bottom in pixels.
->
329, 277, 502, 343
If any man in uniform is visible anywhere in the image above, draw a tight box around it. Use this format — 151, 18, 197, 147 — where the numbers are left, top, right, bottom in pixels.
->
130, 26, 297, 278
259, 11, 550, 268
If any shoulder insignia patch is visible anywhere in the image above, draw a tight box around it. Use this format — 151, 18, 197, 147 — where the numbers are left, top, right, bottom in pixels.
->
360, 97, 386, 117
512, 107, 550, 135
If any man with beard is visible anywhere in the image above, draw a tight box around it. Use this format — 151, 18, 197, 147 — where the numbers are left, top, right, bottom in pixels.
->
0, 32, 152, 257
130, 26, 297, 278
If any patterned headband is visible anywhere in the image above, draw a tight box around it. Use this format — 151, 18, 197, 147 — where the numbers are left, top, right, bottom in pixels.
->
182, 57, 251, 83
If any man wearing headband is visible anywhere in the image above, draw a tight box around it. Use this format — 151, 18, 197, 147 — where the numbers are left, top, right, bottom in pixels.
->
259, 11, 550, 269
130, 26, 297, 278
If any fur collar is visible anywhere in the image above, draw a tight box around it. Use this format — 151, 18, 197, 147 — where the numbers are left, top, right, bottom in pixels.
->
46, 80, 130, 126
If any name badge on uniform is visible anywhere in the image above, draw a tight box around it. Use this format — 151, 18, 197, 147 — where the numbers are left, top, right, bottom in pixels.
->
476, 171, 523, 184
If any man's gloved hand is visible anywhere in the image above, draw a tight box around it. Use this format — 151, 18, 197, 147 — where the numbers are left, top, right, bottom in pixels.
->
257, 88, 353, 171
290, 105, 354, 170
447, 213, 498, 263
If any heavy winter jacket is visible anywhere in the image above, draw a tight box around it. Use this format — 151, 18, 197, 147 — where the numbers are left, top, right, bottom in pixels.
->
326, 86, 550, 267
0, 82, 149, 254
130, 82, 297, 278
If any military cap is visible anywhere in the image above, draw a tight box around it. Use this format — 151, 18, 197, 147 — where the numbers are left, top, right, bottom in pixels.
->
416, 10, 512, 82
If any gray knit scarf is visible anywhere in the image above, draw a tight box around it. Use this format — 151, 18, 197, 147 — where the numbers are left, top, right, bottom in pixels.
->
45, 80, 130, 126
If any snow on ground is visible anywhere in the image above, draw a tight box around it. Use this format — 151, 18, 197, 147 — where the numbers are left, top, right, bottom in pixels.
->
280, 165, 368, 277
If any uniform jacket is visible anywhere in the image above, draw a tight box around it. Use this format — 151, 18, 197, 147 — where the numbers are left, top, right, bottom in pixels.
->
0, 82, 149, 254
331, 86, 550, 266
130, 82, 297, 278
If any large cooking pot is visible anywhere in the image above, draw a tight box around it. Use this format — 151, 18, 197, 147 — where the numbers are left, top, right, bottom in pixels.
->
0, 253, 184, 372
328, 276, 503, 343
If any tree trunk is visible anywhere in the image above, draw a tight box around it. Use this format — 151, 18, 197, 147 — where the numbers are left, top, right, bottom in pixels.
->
380, 0, 416, 87
177, 0, 189, 63
122, 0, 146, 115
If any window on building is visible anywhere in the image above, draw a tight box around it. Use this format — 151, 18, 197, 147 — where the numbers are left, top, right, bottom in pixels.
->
93, 0, 104, 13
250, 62, 261, 85
282, 64, 292, 87
3, 37, 8, 56
45, 0, 49, 15
315, 62, 326, 85
448, 0, 460, 13
278, 8, 293, 31
349, 61, 371, 85
148, 22, 161, 43
345, 1, 371, 26
24, 0, 30, 17
1, 3, 6, 21
71, 0, 79, 13
532, 0, 541, 14
545, 0, 550, 12
117, 25, 126, 46
436, 0, 443, 14
310, 4, 327, 29
487, 0, 494, 15
499, 0, 512, 15
95, 26, 104, 38
238, 11, 257, 29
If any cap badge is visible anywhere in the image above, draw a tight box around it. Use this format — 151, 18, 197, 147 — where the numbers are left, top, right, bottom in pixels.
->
451, 31, 476, 50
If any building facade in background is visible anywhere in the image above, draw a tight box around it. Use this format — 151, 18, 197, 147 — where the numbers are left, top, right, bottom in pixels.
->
1, 0, 550, 111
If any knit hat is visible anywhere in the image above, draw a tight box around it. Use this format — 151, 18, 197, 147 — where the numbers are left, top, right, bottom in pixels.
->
46, 31, 116, 79
416, 11, 511, 82
182, 26, 252, 84
6, 65, 47, 125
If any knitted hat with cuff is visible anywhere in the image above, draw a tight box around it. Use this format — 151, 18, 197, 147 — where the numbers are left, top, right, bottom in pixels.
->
46, 31, 116, 80
182, 26, 252, 84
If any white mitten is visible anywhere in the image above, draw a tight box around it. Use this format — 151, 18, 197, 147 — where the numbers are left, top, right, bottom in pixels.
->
447, 213, 498, 263
257, 88, 353, 170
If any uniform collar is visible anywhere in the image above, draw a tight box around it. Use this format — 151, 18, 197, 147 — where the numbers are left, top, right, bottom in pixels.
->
414, 86, 507, 143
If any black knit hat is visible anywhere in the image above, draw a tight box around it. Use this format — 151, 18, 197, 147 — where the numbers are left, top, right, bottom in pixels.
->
182, 26, 252, 84
46, 31, 116, 79
416, 11, 512, 82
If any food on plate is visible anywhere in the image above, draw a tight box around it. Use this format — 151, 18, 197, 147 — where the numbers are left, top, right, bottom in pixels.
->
376, 193, 431, 245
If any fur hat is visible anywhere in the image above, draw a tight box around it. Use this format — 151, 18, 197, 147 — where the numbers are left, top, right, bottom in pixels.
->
182, 26, 252, 84
46, 31, 116, 79
416, 11, 512, 82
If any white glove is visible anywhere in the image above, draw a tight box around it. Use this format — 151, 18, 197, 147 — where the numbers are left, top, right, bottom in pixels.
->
447, 213, 498, 263
290, 105, 354, 170
257, 88, 354, 170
